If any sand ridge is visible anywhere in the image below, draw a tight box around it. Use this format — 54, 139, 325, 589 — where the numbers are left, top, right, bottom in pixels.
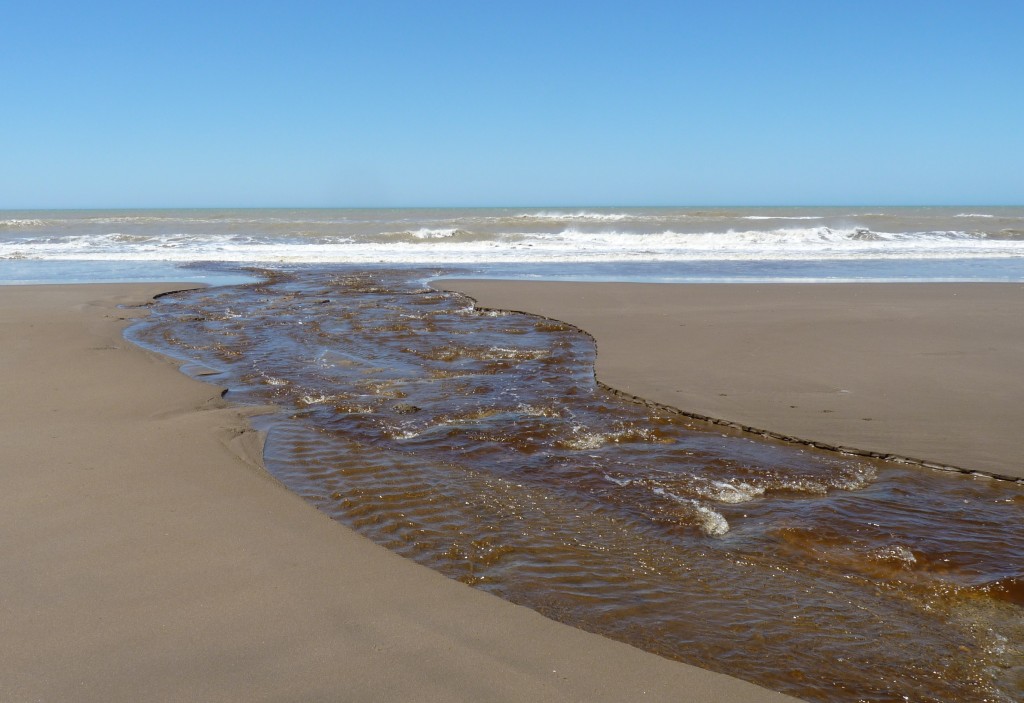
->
440, 280, 1024, 481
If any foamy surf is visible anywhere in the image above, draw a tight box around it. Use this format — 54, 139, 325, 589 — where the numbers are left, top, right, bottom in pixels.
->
3, 225, 1023, 264
4, 207, 1023, 268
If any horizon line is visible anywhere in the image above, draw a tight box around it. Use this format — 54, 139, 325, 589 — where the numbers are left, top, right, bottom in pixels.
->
3, 203, 1023, 212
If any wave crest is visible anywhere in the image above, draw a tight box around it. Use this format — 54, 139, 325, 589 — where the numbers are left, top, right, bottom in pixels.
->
4, 225, 1023, 264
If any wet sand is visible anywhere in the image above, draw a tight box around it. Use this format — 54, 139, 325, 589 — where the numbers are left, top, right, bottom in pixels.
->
441, 281, 1024, 480
0, 283, 797, 702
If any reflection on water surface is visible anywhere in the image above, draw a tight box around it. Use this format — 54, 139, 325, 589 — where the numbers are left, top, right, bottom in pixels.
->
128, 268, 1024, 703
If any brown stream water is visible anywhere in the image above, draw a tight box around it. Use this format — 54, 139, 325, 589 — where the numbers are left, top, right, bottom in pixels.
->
127, 267, 1024, 702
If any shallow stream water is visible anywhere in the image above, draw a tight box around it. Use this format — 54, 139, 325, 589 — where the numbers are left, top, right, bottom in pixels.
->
127, 268, 1024, 702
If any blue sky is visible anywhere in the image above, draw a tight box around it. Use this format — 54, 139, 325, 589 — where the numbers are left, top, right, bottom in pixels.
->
3, 1, 1022, 207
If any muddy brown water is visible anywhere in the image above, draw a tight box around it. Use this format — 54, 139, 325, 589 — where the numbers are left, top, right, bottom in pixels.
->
127, 268, 1024, 702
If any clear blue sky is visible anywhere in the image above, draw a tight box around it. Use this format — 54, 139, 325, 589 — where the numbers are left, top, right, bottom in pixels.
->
3, 1, 1022, 208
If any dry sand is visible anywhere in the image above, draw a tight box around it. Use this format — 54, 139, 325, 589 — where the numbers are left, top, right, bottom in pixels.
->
0, 283, 798, 702
441, 281, 1024, 480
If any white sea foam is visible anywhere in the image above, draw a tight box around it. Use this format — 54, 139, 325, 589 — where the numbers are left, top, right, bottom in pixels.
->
954, 213, 996, 218
409, 227, 460, 239
0, 219, 48, 228
3, 225, 1023, 264
741, 215, 824, 220
521, 211, 633, 222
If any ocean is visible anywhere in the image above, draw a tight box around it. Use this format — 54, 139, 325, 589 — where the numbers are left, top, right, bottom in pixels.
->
2, 206, 1024, 284
5, 207, 1023, 701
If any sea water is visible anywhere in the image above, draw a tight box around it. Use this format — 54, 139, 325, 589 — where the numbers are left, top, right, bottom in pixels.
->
2, 206, 1024, 280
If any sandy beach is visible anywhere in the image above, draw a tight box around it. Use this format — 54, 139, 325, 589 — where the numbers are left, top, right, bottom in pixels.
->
0, 283, 799, 702
441, 280, 1024, 481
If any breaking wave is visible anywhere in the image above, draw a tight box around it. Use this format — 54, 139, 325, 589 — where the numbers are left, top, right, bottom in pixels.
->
520, 211, 635, 222
3, 225, 1023, 263
741, 215, 825, 220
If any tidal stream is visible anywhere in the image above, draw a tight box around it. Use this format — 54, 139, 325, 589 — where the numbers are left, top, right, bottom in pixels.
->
127, 268, 1024, 702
